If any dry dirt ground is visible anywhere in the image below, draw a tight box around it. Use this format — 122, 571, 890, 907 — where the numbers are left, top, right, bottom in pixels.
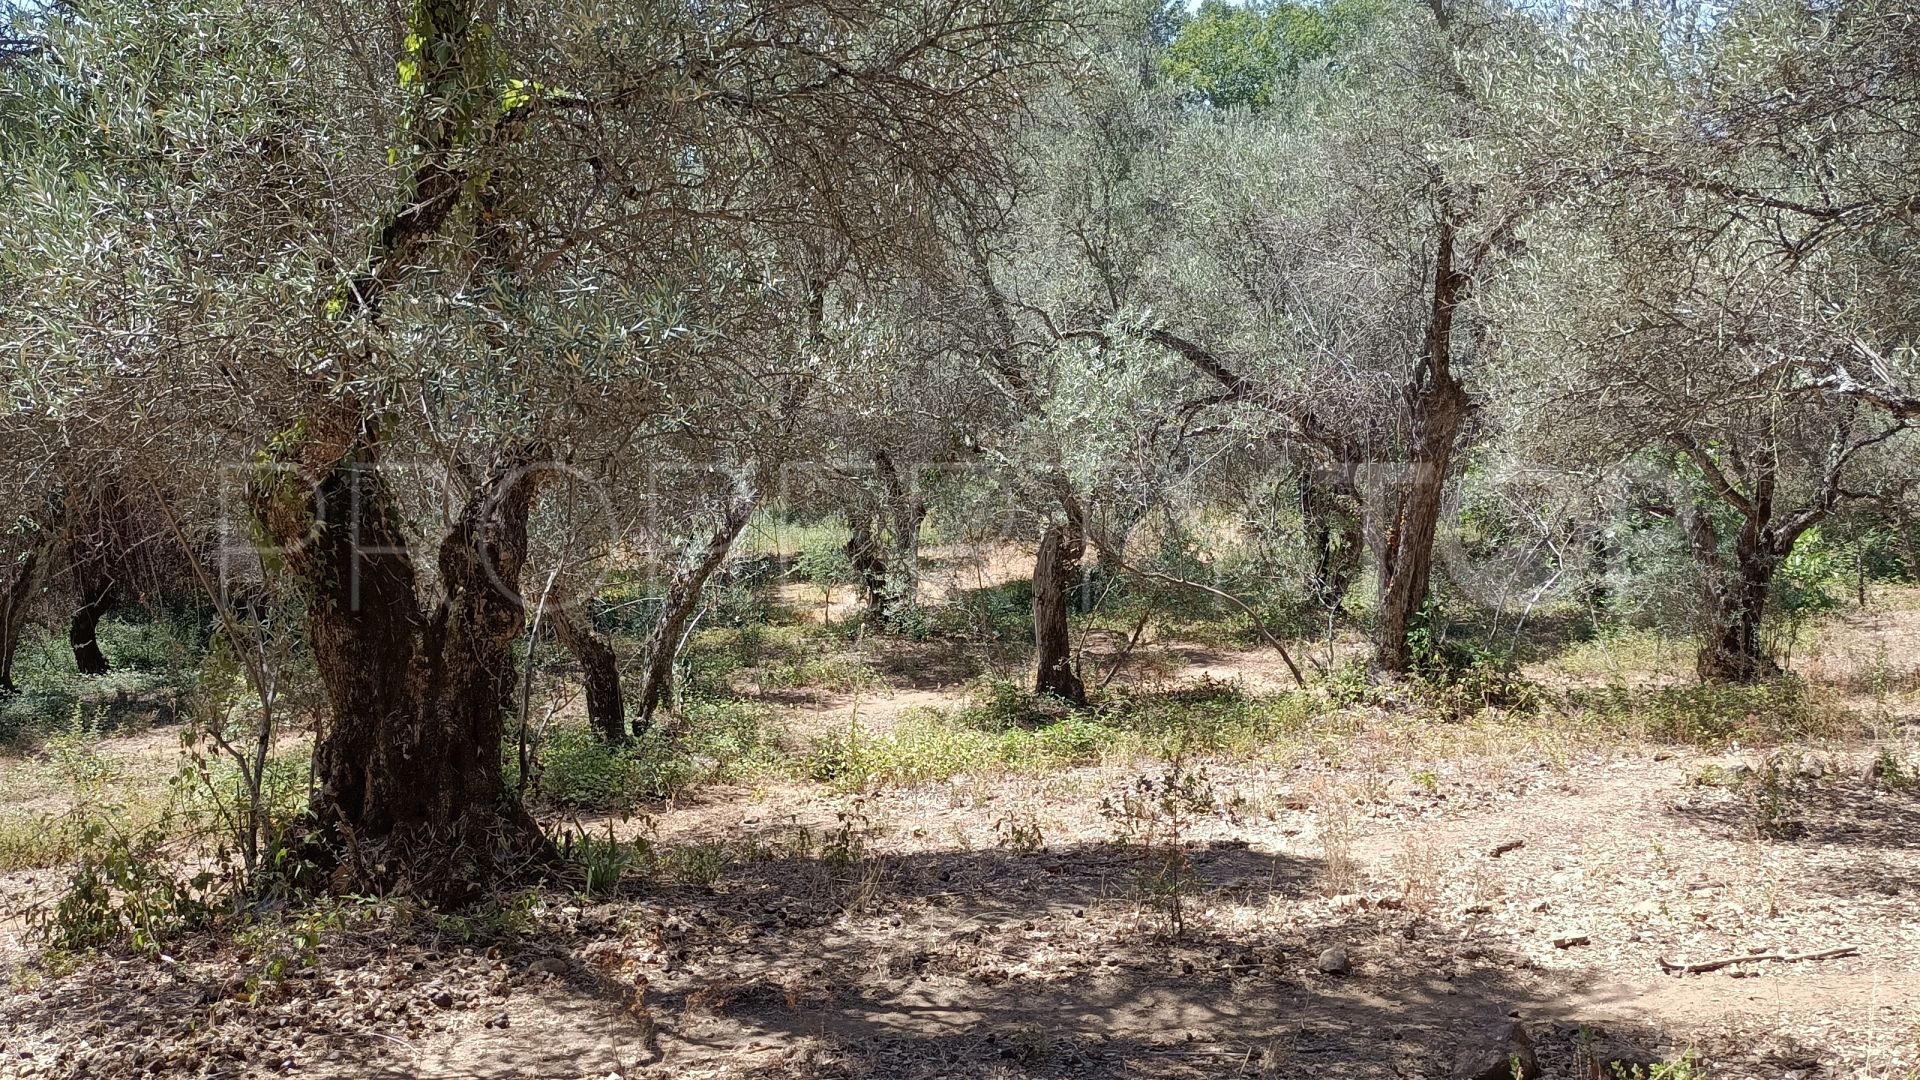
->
3, 600, 1920, 1079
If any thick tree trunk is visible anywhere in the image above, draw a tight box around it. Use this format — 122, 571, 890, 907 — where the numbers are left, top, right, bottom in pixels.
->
65, 482, 127, 677
632, 485, 760, 733
1033, 500, 1087, 706
1696, 562, 1779, 682
1, 522, 58, 694
1374, 216, 1472, 673
1299, 471, 1361, 611
1683, 507, 1782, 684
252, 431, 550, 897
550, 605, 626, 742
872, 450, 927, 625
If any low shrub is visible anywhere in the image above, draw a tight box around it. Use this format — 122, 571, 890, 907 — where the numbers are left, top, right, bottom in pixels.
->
803, 680, 1325, 791
1569, 675, 1850, 746
526, 695, 785, 810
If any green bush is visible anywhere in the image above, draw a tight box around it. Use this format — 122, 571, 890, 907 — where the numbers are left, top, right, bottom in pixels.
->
0, 811, 79, 870
561, 823, 647, 897
1405, 614, 1544, 719
925, 579, 1033, 643
1102, 677, 1322, 755
958, 676, 1078, 730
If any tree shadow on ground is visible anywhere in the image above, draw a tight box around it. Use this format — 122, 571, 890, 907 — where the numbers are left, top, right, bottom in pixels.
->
0, 839, 1712, 1080
1663, 772, 1920, 855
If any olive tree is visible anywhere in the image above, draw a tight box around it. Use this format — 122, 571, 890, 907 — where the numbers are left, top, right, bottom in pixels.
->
1, 0, 1060, 893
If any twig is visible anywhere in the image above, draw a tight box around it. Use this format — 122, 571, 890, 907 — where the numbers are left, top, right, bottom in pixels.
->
1657, 946, 1858, 974
1096, 597, 1158, 692
1118, 560, 1306, 687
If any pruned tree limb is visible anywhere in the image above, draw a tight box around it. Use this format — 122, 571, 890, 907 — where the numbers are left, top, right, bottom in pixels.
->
1657, 946, 1858, 975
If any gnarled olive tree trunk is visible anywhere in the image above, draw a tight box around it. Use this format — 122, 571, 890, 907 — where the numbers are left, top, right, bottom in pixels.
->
1372, 218, 1472, 673
844, 513, 887, 618
632, 484, 761, 734
550, 604, 626, 742
65, 482, 130, 677
1660, 420, 1881, 683
69, 567, 117, 677
252, 431, 551, 895
1032, 498, 1087, 706
1680, 500, 1783, 684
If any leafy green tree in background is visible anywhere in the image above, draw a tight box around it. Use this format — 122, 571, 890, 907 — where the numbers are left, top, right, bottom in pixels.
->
1159, 0, 1373, 109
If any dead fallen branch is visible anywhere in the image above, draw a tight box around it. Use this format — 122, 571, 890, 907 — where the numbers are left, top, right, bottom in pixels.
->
1657, 946, 1858, 975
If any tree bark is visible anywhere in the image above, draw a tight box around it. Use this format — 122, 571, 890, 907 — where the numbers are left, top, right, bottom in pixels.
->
1681, 502, 1783, 683
251, 430, 551, 897
550, 604, 626, 742
632, 483, 761, 733
1373, 217, 1472, 673
69, 569, 116, 677
63, 481, 130, 677
1032, 498, 1087, 706
1695, 559, 1780, 682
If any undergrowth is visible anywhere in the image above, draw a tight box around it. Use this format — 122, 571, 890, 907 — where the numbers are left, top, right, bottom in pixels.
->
1566, 675, 1851, 746
803, 677, 1326, 792
522, 694, 786, 811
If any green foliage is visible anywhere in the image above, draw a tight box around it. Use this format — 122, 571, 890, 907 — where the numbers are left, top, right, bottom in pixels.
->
677, 622, 878, 697
527, 697, 784, 811
993, 809, 1046, 853
1611, 1051, 1706, 1080
0, 811, 79, 871
1405, 612, 1544, 719
1099, 767, 1215, 937
1320, 658, 1386, 708
563, 822, 646, 897
531, 725, 649, 808
1745, 751, 1812, 840
958, 675, 1080, 729
1774, 525, 1847, 620
237, 901, 368, 985
661, 841, 728, 888
1872, 747, 1915, 793
1159, 0, 1368, 109
30, 812, 222, 953
794, 532, 858, 588
1101, 676, 1322, 755
435, 889, 540, 945
0, 613, 204, 745
924, 578, 1034, 643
